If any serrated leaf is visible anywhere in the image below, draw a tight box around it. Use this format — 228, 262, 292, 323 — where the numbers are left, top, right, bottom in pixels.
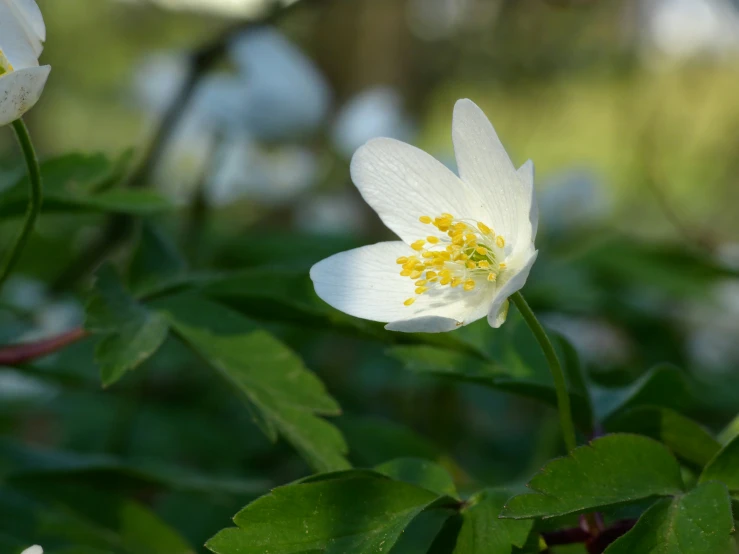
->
454, 489, 534, 554
85, 266, 169, 387
376, 458, 458, 498
156, 293, 349, 473
700, 434, 739, 492
606, 407, 721, 468
604, 481, 736, 554
206, 472, 450, 554
500, 434, 684, 519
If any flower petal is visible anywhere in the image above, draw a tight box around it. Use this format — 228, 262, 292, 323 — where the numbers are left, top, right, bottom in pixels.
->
350, 137, 488, 245
310, 241, 493, 330
0, 65, 49, 126
0, 0, 45, 69
517, 159, 538, 241
452, 99, 533, 251
487, 249, 538, 328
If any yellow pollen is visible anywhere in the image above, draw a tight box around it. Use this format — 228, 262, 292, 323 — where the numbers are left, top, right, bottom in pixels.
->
427, 236, 440, 244
415, 286, 428, 294
464, 280, 476, 291
404, 298, 416, 306
477, 222, 492, 234
396, 256, 408, 265
419, 215, 432, 224
475, 246, 488, 255
496, 236, 505, 248
411, 240, 425, 251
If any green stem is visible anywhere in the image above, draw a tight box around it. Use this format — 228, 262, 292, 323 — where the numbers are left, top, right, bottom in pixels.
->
510, 291, 577, 452
0, 119, 43, 293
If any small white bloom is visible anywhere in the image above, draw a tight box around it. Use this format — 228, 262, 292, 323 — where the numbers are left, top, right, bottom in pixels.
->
310, 99, 538, 333
21, 546, 43, 554
0, 0, 50, 126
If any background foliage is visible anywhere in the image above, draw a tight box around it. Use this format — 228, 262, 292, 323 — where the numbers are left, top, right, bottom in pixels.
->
1, 0, 739, 552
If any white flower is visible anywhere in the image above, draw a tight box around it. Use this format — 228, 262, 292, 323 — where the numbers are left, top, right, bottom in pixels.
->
0, 0, 50, 127
21, 546, 43, 554
310, 99, 538, 333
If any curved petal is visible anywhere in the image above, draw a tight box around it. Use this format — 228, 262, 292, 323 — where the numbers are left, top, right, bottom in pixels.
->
487, 249, 538, 328
0, 0, 44, 69
452, 99, 533, 251
311, 241, 493, 329
0, 65, 50, 126
350, 137, 489, 245
518, 159, 538, 241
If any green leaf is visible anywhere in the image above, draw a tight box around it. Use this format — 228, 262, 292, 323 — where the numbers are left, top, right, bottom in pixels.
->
0, 483, 194, 554
129, 223, 188, 297
387, 344, 592, 430
700, 434, 739, 492
85, 266, 169, 387
605, 407, 721, 468
375, 458, 458, 498
500, 434, 684, 519
156, 293, 349, 473
206, 472, 449, 554
597, 365, 697, 422
0, 151, 170, 216
604, 481, 736, 554
454, 489, 534, 554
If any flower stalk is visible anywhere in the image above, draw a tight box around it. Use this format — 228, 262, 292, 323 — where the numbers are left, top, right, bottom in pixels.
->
0, 119, 43, 292
510, 291, 577, 452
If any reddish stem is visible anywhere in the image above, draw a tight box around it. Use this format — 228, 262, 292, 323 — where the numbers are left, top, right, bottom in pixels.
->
0, 327, 88, 365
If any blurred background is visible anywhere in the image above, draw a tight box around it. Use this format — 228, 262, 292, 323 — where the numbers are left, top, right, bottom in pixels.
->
1, 0, 739, 551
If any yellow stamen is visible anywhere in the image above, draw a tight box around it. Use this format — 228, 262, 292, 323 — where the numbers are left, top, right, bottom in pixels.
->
487, 273, 497, 282
419, 215, 432, 224
409, 270, 423, 279
478, 261, 490, 269
475, 246, 487, 255
427, 236, 440, 244
466, 260, 476, 269
415, 286, 428, 294
415, 279, 427, 286
451, 277, 463, 288
411, 240, 425, 251
396, 256, 409, 265
426, 271, 437, 279
477, 222, 492, 234
464, 279, 476, 291
496, 236, 505, 248
404, 298, 416, 306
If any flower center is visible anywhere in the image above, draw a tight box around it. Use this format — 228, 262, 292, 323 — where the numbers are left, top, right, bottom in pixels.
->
0, 49, 13, 76
396, 212, 507, 306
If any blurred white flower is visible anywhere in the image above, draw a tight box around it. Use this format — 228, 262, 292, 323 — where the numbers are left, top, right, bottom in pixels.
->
0, 0, 50, 126
538, 169, 611, 232
640, 0, 739, 59
685, 279, 739, 372
332, 87, 414, 159
21, 546, 43, 554
311, 99, 538, 333
134, 26, 328, 203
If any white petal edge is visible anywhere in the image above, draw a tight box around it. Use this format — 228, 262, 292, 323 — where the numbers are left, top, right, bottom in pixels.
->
0, 0, 44, 69
517, 159, 538, 241
310, 241, 494, 329
0, 65, 50, 127
487, 249, 539, 328
350, 137, 490, 245
21, 546, 43, 554
7, 0, 46, 46
452, 99, 533, 252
